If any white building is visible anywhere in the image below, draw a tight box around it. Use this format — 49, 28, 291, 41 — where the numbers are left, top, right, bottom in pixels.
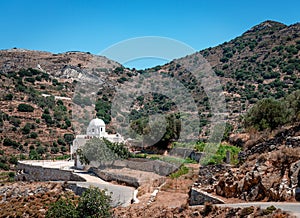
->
71, 118, 124, 169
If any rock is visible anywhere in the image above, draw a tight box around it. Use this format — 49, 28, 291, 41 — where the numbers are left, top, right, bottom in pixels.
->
290, 160, 300, 189
189, 187, 224, 205
295, 187, 300, 201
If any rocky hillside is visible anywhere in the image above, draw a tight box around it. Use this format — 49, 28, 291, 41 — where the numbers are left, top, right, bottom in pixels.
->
0, 50, 125, 170
157, 21, 300, 132
1, 20, 300, 169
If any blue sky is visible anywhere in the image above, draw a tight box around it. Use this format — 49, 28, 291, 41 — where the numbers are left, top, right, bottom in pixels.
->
1, 0, 300, 69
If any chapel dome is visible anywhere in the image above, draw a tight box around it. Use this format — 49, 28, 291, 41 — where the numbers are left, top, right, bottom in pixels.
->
88, 118, 105, 127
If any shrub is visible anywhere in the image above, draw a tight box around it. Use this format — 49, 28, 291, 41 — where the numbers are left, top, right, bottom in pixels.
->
195, 142, 241, 165
42, 113, 54, 125
169, 165, 189, 179
17, 103, 34, 112
9, 155, 18, 164
4, 93, 13, 100
22, 123, 31, 134
243, 98, 287, 131
36, 146, 46, 155
3, 138, 21, 149
64, 134, 74, 145
8, 172, 15, 178
29, 149, 41, 160
57, 138, 66, 146
46, 198, 78, 218
51, 147, 59, 154
0, 162, 9, 170
29, 132, 38, 139
61, 146, 67, 152
24, 77, 35, 84
77, 187, 112, 218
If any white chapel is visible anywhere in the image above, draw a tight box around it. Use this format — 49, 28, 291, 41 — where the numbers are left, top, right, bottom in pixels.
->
71, 118, 124, 169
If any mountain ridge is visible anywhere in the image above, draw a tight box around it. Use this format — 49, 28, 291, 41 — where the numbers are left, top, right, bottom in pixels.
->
0, 19, 300, 167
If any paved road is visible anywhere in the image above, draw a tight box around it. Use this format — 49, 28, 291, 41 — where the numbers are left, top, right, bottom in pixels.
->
216, 202, 300, 217
20, 160, 135, 207
73, 171, 135, 207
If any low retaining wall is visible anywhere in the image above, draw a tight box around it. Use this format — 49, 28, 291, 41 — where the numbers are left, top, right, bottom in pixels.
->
16, 162, 85, 182
189, 187, 224, 205
90, 168, 140, 188
97, 158, 179, 176
169, 148, 203, 162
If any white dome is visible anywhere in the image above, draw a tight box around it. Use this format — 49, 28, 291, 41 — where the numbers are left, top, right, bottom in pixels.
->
88, 118, 105, 127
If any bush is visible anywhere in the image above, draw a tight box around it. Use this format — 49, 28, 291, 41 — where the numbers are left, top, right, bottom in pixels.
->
29, 132, 38, 139
29, 149, 41, 160
4, 93, 13, 100
42, 113, 54, 125
77, 187, 112, 218
0, 162, 9, 170
22, 123, 32, 134
17, 103, 34, 112
8, 172, 15, 178
36, 146, 46, 155
243, 98, 287, 131
57, 138, 66, 146
195, 142, 241, 165
3, 138, 21, 149
64, 134, 74, 145
61, 146, 67, 152
24, 77, 35, 84
46, 198, 78, 218
9, 155, 18, 165
169, 165, 189, 179
51, 147, 59, 154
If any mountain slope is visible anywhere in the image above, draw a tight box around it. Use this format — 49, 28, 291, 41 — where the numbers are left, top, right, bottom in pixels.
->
1, 20, 300, 168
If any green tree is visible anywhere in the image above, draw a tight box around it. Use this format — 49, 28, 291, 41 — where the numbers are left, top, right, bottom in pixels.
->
22, 123, 31, 134
77, 138, 118, 165
46, 198, 78, 218
243, 98, 287, 130
17, 103, 34, 112
284, 90, 300, 121
64, 133, 75, 145
77, 187, 112, 218
29, 149, 41, 160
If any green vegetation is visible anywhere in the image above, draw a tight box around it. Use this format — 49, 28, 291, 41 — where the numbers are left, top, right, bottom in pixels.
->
3, 138, 22, 149
46, 187, 112, 218
46, 198, 77, 218
195, 142, 241, 165
4, 93, 13, 100
77, 138, 131, 165
77, 187, 112, 218
169, 165, 189, 179
17, 103, 34, 112
95, 96, 111, 124
262, 205, 277, 215
243, 90, 300, 131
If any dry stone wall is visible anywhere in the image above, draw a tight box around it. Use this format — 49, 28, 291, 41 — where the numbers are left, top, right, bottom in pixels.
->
16, 162, 85, 182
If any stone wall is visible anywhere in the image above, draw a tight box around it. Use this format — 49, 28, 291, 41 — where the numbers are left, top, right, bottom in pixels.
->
168, 148, 203, 162
97, 158, 179, 176
189, 187, 224, 205
16, 162, 85, 182
168, 148, 193, 159
247, 124, 300, 157
90, 168, 140, 188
